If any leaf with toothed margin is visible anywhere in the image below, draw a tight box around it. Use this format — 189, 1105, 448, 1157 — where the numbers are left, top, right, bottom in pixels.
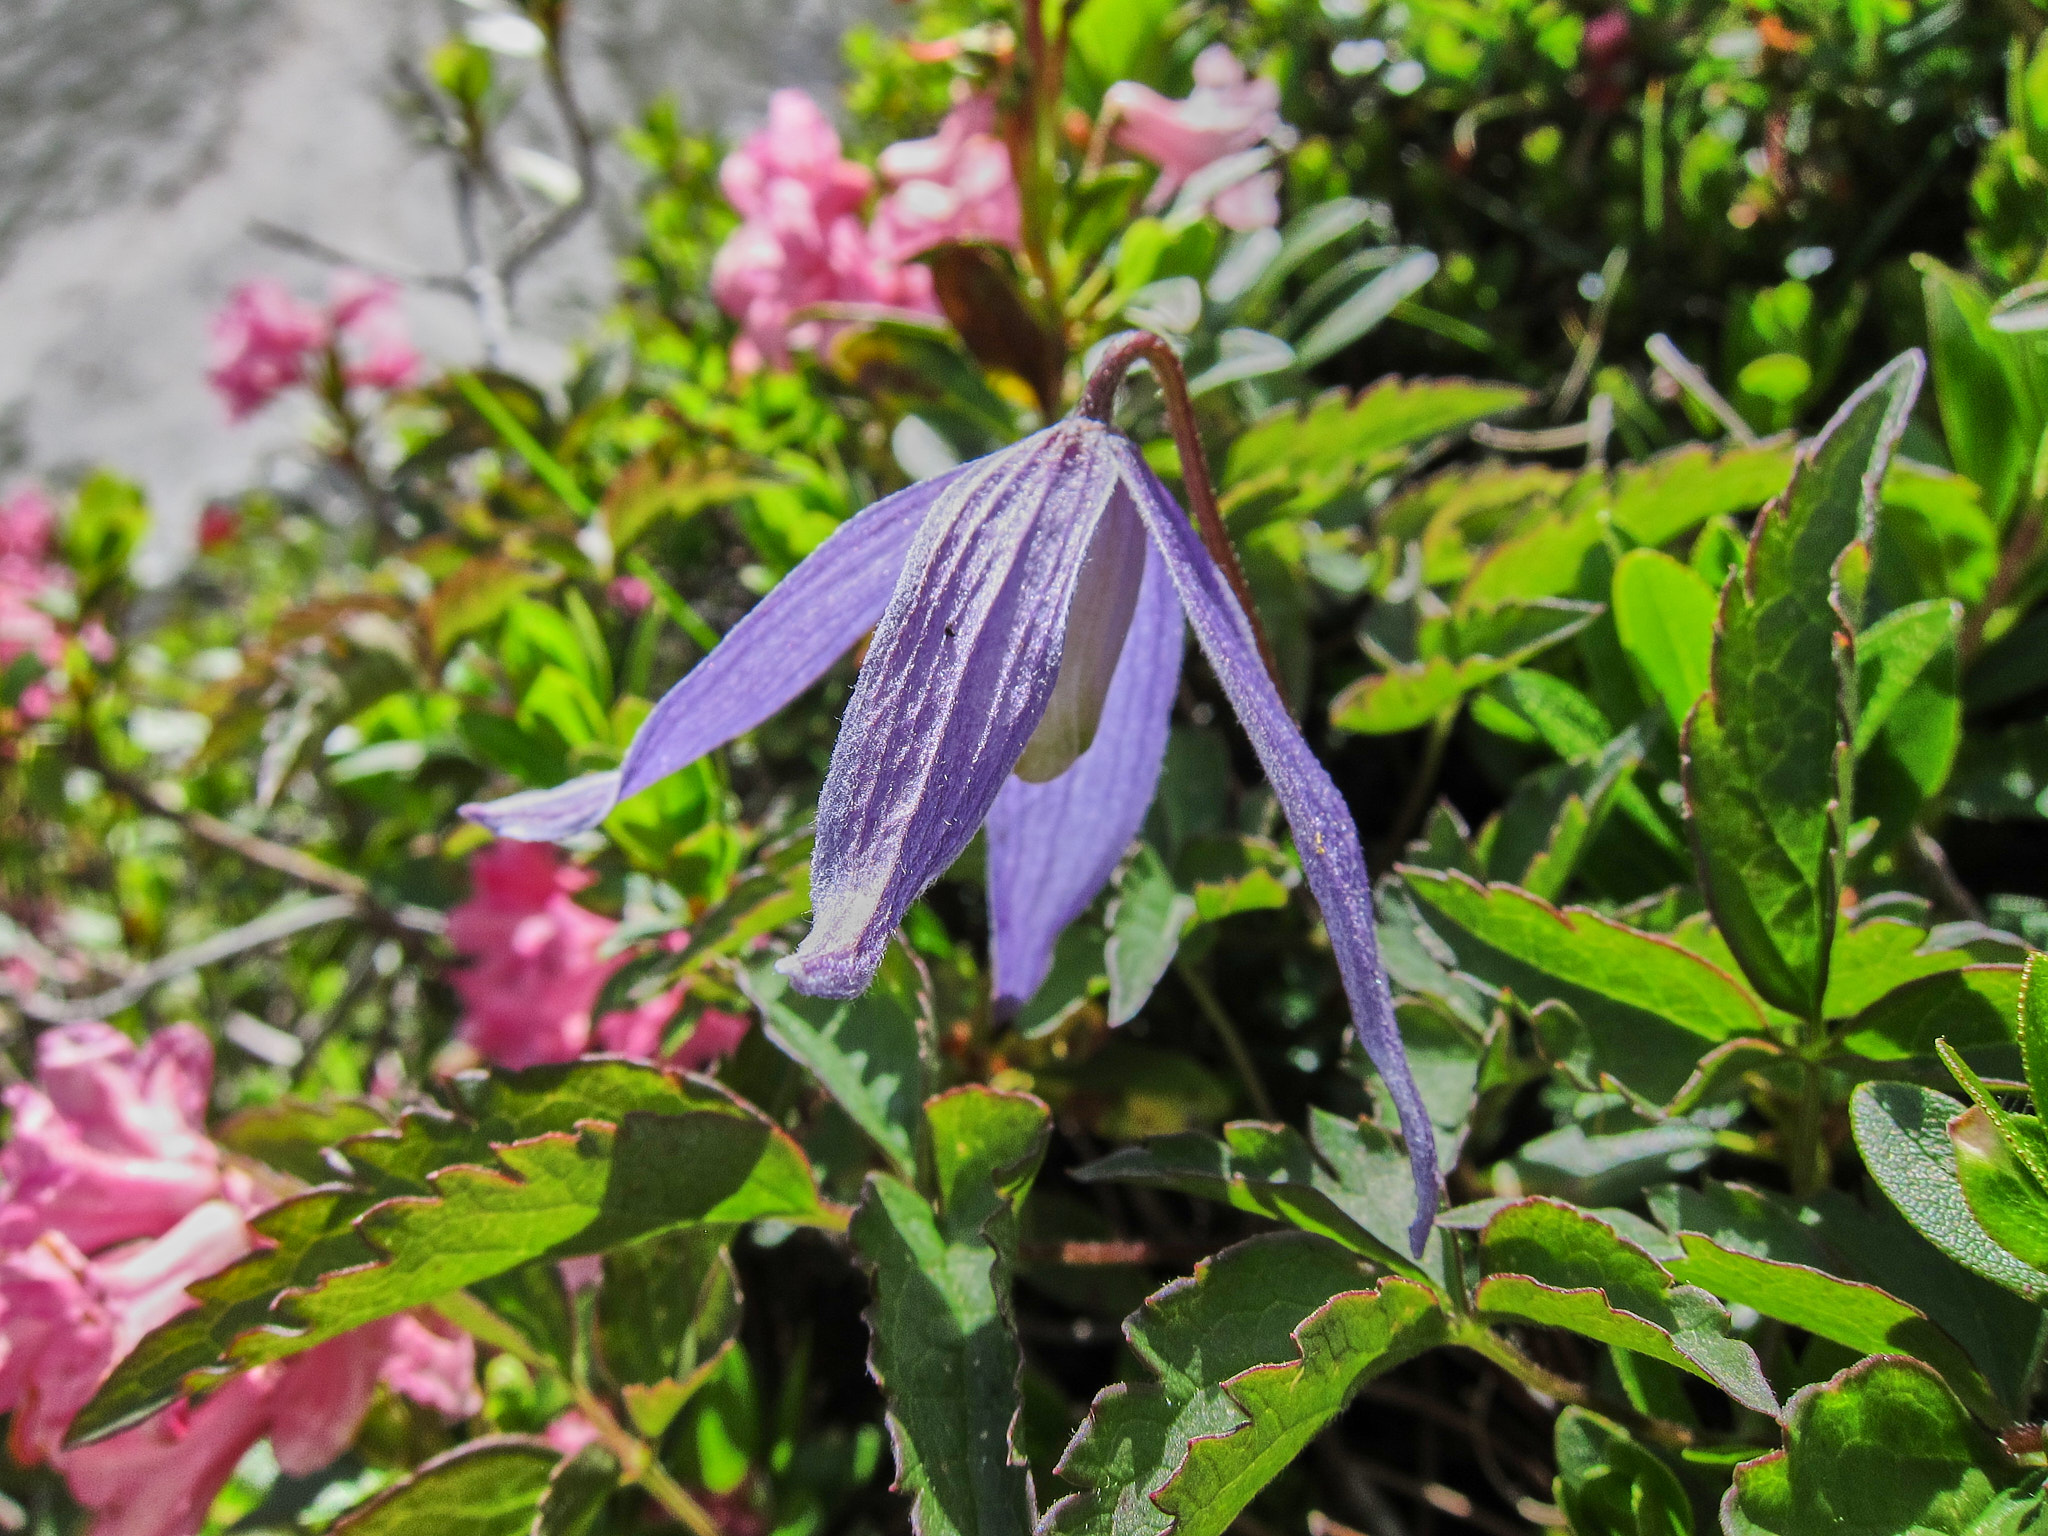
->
1039, 1233, 1444, 1536
852, 1087, 1049, 1536
1723, 1356, 2036, 1536
69, 1064, 831, 1448
1474, 1198, 1778, 1417
329, 1437, 561, 1536
1683, 353, 1924, 1020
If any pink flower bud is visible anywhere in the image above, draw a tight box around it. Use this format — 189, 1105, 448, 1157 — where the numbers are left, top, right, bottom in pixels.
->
607, 575, 654, 614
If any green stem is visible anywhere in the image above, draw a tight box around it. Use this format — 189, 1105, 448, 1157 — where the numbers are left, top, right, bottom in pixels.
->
1176, 958, 1277, 1121
1453, 1320, 1695, 1451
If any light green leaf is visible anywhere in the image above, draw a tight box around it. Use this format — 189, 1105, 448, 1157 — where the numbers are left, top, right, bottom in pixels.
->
742, 944, 931, 1179
1292, 251, 1441, 367
1851, 1082, 2048, 1300
330, 1438, 560, 1536
1917, 257, 2045, 526
1612, 550, 1716, 732
1554, 1407, 1695, 1536
1607, 440, 1796, 546
1225, 377, 1533, 499
1040, 1234, 1444, 1536
852, 1088, 1049, 1536
1105, 843, 1197, 1025
2022, 953, 2048, 1113
1684, 352, 1923, 1019
1835, 965, 2024, 1061
1404, 870, 1764, 1102
1726, 1357, 2028, 1536
1332, 601, 1597, 735
1952, 1105, 2048, 1273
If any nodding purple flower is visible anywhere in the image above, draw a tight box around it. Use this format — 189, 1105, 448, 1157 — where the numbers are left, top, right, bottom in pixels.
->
462, 333, 1440, 1249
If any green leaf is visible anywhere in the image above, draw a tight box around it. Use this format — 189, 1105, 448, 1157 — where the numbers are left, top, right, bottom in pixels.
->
72, 1068, 830, 1445
2022, 954, 2048, 1114
1850, 1082, 2048, 1300
1473, 1198, 1777, 1415
1684, 353, 1924, 1019
1650, 1183, 2003, 1422
1404, 870, 1764, 1103
1725, 1357, 2028, 1536
1040, 1234, 1445, 1536
534, 1445, 621, 1536
1475, 727, 1644, 900
851, 1088, 1049, 1536
1292, 251, 1441, 367
1612, 550, 1716, 732
1072, 1110, 1440, 1282
1835, 965, 2024, 1061
1855, 600, 1964, 841
1607, 440, 1796, 546
215, 1098, 389, 1186
742, 943, 932, 1179
1820, 916, 2021, 1025
330, 1437, 561, 1536
1953, 1106, 2048, 1272
1332, 601, 1598, 735
1224, 377, 1533, 501
1553, 1408, 1696, 1536
1917, 257, 2044, 526
1105, 843, 1197, 1025
599, 1231, 742, 1437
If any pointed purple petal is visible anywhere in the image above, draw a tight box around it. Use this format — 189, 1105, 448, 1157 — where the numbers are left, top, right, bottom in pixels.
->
1118, 445, 1441, 1252
781, 422, 1135, 998
461, 466, 964, 841
986, 535, 1182, 1010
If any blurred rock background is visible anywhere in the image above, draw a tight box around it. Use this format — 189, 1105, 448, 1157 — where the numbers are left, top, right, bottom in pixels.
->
0, 0, 874, 576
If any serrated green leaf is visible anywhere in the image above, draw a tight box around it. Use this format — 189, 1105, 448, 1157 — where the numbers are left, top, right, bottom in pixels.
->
1475, 727, 1643, 900
535, 1444, 620, 1536
1404, 870, 1763, 1102
2021, 955, 2048, 1115
742, 943, 932, 1179
1224, 377, 1532, 497
1612, 550, 1716, 732
1607, 440, 1796, 546
1725, 1357, 2028, 1536
1553, 1407, 1696, 1536
1918, 257, 2045, 527
1474, 1198, 1777, 1415
330, 1437, 560, 1536
599, 1231, 741, 1436
1651, 1184, 2002, 1422
1040, 1234, 1442, 1536
852, 1088, 1048, 1536
215, 1098, 390, 1186
1105, 843, 1196, 1025
1851, 1082, 2048, 1300
1684, 353, 1923, 1020
1856, 599, 1964, 841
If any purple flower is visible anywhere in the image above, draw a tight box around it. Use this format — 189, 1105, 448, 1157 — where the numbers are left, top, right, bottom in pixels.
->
462, 337, 1440, 1247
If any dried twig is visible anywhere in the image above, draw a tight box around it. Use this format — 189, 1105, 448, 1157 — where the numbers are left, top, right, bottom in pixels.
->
1645, 334, 1758, 445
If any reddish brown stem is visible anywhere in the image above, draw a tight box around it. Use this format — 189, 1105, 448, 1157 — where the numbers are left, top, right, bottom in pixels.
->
1076, 331, 1285, 695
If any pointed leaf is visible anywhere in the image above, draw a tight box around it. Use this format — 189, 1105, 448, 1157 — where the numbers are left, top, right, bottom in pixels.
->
331, 1438, 560, 1536
1611, 550, 1716, 732
1105, 843, 1196, 1025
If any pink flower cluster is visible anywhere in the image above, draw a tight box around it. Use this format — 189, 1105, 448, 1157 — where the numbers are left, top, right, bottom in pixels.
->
449, 842, 749, 1072
207, 272, 421, 421
711, 90, 1021, 372
0, 1023, 479, 1536
0, 487, 108, 722
1105, 46, 1292, 230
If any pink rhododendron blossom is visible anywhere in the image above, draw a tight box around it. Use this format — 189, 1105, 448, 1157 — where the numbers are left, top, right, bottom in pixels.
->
329, 272, 421, 392
710, 90, 936, 372
871, 96, 1022, 259
543, 1409, 602, 1459
376, 1312, 482, 1419
207, 280, 327, 420
0, 488, 73, 717
1104, 46, 1291, 229
0, 1023, 249, 1254
449, 842, 691, 1069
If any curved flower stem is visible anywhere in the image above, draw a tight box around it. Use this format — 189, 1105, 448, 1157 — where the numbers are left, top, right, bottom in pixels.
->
1076, 330, 1285, 695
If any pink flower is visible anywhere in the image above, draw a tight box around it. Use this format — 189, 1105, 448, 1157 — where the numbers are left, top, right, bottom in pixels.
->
711, 90, 937, 372
870, 97, 1022, 260
329, 272, 421, 393
376, 1312, 481, 1419
0, 487, 55, 563
0, 487, 70, 695
449, 842, 690, 1070
607, 575, 654, 615
206, 281, 327, 421
670, 1008, 751, 1073
542, 1409, 602, 1459
0, 1023, 248, 1255
1104, 46, 1291, 230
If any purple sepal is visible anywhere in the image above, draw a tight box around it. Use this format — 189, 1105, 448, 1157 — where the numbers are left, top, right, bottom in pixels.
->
1118, 445, 1442, 1253
459, 465, 963, 841
781, 423, 1135, 998
986, 534, 1182, 1011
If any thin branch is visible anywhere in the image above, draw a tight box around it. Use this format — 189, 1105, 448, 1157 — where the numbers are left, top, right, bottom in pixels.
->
1645, 334, 1758, 445
1470, 421, 1592, 453
1910, 826, 1989, 924
5, 895, 361, 1024
247, 221, 470, 296
500, 28, 602, 288
1552, 246, 1626, 420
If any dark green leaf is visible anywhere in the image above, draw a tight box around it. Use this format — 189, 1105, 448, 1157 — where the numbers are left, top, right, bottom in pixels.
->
1553, 1408, 1696, 1536
1684, 353, 1923, 1018
1105, 844, 1196, 1025
1612, 549, 1716, 732
534, 1445, 620, 1536
330, 1438, 560, 1536
1835, 966, 2023, 1061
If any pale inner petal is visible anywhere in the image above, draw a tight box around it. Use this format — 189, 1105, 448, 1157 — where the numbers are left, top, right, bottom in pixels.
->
1010, 488, 1149, 783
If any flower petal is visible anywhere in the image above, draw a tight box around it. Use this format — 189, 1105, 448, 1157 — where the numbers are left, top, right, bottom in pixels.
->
461, 466, 964, 841
986, 534, 1182, 1010
1119, 447, 1441, 1252
782, 422, 1131, 997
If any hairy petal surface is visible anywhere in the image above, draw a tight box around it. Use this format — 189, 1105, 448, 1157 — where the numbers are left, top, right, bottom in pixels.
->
461, 466, 964, 841
986, 534, 1182, 1009
1120, 447, 1441, 1250
783, 422, 1129, 997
